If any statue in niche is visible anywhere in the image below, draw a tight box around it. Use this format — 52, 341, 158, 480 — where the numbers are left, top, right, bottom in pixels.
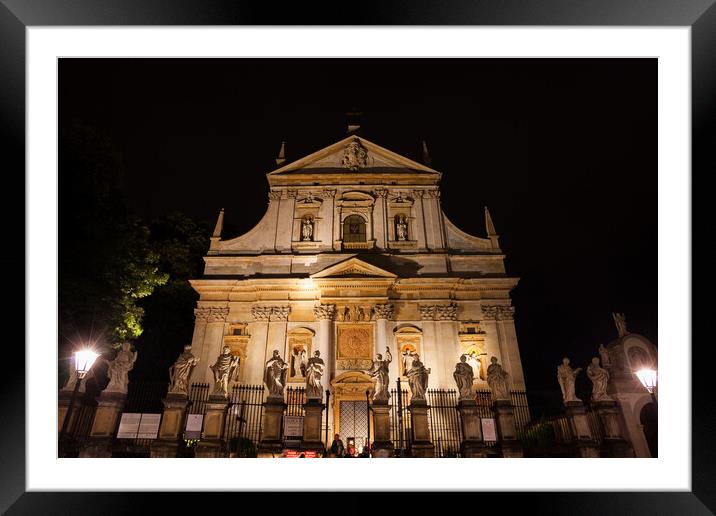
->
301, 217, 314, 241
396, 215, 408, 241
168, 344, 200, 395
401, 347, 418, 377
586, 357, 612, 402
105, 342, 138, 394
291, 347, 307, 379
305, 351, 325, 399
357, 306, 367, 321
453, 355, 474, 400
209, 345, 240, 397
598, 343, 611, 368
406, 354, 431, 401
557, 357, 582, 404
343, 306, 352, 322
264, 350, 289, 399
467, 350, 486, 381
486, 356, 511, 401
612, 312, 628, 337
368, 347, 392, 401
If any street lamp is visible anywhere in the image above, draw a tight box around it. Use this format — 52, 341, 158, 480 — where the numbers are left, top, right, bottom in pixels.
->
635, 368, 658, 404
59, 348, 100, 455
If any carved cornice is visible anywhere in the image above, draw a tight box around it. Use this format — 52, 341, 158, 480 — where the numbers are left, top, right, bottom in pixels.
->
194, 306, 229, 323
419, 303, 458, 321
373, 303, 394, 320
322, 188, 337, 198
481, 304, 515, 321
251, 306, 272, 321
425, 189, 441, 199
313, 304, 336, 320
286, 189, 299, 199
412, 189, 426, 198
271, 306, 291, 321
268, 190, 282, 201
373, 188, 389, 199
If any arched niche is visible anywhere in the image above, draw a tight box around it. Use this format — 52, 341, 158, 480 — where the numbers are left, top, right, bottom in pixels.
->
286, 327, 315, 384
394, 325, 423, 378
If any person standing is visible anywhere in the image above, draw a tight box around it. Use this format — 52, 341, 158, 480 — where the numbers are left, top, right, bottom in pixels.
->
330, 434, 345, 457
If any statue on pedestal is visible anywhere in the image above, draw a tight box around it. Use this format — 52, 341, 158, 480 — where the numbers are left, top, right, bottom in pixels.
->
586, 357, 612, 402
105, 342, 138, 394
453, 354, 475, 400
396, 216, 408, 241
209, 345, 240, 397
264, 350, 289, 399
305, 350, 325, 399
368, 347, 392, 401
406, 354, 430, 401
168, 344, 200, 395
557, 357, 582, 403
486, 356, 511, 401
301, 217, 314, 241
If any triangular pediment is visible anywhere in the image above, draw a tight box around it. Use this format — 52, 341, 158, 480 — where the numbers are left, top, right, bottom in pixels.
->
269, 135, 440, 177
310, 257, 397, 279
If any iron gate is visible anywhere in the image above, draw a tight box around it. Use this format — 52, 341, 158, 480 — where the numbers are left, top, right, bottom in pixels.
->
340, 400, 369, 453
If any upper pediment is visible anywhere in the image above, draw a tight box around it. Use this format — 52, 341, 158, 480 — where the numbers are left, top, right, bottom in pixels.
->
268, 136, 440, 187
310, 257, 398, 279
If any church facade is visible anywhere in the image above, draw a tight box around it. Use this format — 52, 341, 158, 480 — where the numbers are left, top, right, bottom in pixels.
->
188, 135, 526, 440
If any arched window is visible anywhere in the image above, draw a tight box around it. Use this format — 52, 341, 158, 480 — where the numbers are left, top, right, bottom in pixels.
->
343, 215, 366, 243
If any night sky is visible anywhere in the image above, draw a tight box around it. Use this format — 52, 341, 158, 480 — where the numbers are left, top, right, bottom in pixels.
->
59, 58, 656, 400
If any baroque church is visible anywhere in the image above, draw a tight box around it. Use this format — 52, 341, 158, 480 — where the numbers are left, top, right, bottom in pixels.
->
187, 133, 526, 441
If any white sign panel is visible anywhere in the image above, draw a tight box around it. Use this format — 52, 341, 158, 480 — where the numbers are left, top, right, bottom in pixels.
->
137, 413, 162, 439
185, 414, 203, 439
481, 418, 497, 442
283, 416, 304, 437
117, 413, 142, 439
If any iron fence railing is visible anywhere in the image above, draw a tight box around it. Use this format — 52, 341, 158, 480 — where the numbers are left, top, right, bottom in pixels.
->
225, 384, 265, 447
112, 380, 168, 457
427, 389, 462, 457
389, 388, 411, 456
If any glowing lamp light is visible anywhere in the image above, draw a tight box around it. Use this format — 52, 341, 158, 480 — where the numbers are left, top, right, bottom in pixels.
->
74, 349, 100, 379
635, 368, 658, 394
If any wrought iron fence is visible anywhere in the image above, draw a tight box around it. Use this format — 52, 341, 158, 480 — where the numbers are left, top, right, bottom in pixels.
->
60, 392, 98, 457
284, 386, 306, 417
474, 389, 531, 431
427, 389, 462, 457
389, 388, 411, 456
224, 384, 265, 451
187, 382, 210, 415
112, 380, 168, 457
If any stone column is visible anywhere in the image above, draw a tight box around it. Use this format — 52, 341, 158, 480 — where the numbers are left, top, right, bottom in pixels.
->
195, 395, 229, 458
314, 304, 335, 440
593, 399, 635, 457
408, 400, 435, 457
494, 399, 523, 458
564, 400, 600, 458
79, 391, 126, 458
496, 306, 526, 390
194, 306, 229, 385
419, 306, 439, 386
457, 399, 487, 458
259, 397, 287, 457
249, 306, 272, 385
435, 304, 460, 389
301, 399, 325, 452
370, 400, 394, 458
481, 305, 511, 376
374, 304, 397, 382
150, 393, 189, 458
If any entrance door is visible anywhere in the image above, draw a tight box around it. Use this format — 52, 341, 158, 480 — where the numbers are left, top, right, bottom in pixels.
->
339, 400, 368, 453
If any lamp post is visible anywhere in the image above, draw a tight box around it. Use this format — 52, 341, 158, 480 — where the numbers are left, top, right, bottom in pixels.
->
635, 368, 658, 404
59, 349, 100, 455
365, 389, 371, 458
324, 388, 330, 458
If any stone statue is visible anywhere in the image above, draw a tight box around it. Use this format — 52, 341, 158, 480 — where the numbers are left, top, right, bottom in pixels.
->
301, 217, 313, 241
343, 306, 351, 322
291, 348, 307, 379
467, 351, 485, 380
401, 348, 418, 376
305, 350, 325, 399
598, 343, 611, 368
396, 216, 408, 241
612, 312, 628, 337
486, 356, 511, 401
357, 306, 366, 321
368, 347, 392, 401
168, 344, 200, 395
104, 342, 137, 394
586, 357, 612, 402
209, 345, 240, 397
453, 354, 474, 400
406, 354, 430, 401
264, 350, 289, 399
557, 357, 582, 404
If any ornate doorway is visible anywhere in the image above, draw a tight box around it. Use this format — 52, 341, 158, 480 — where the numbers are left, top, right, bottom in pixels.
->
339, 400, 369, 450
331, 371, 374, 453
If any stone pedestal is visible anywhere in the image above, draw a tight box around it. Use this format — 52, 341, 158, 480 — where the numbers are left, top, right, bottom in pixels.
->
79, 391, 126, 458
494, 399, 523, 458
195, 395, 229, 458
457, 399, 488, 458
408, 400, 435, 458
370, 400, 394, 457
150, 394, 189, 458
564, 400, 600, 458
592, 399, 635, 458
301, 399, 325, 451
258, 397, 286, 457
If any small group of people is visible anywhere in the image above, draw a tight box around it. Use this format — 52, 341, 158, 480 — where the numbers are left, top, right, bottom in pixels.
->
329, 434, 371, 458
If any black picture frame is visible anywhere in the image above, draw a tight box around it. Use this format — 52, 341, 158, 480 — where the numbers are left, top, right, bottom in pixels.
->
0, 1, 710, 513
